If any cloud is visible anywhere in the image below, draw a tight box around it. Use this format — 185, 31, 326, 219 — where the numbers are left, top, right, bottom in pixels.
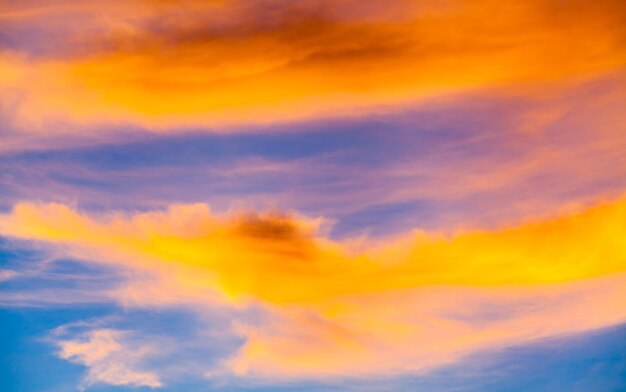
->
2, 1, 625, 387
228, 274, 626, 378
1, 198, 626, 379
0, 269, 18, 281
54, 328, 162, 389
1, 0, 625, 131
2, 198, 626, 300
1, 72, 624, 240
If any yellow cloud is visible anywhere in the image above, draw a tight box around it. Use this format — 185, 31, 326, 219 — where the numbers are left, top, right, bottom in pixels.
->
2, 198, 626, 304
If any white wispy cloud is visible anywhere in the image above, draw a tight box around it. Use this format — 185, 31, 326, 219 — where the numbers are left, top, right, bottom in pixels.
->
54, 328, 162, 389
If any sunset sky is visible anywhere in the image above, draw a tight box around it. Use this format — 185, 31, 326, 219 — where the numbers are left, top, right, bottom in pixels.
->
1, 0, 626, 391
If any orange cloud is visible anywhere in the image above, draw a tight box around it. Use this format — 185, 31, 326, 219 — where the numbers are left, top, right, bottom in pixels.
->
1, 197, 626, 376
2, 0, 625, 130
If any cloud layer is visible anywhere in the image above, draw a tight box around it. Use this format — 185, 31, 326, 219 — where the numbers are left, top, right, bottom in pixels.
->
2, 1, 626, 389
2, 198, 626, 379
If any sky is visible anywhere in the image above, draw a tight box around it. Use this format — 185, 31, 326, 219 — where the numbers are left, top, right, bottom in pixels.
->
1, 0, 626, 390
